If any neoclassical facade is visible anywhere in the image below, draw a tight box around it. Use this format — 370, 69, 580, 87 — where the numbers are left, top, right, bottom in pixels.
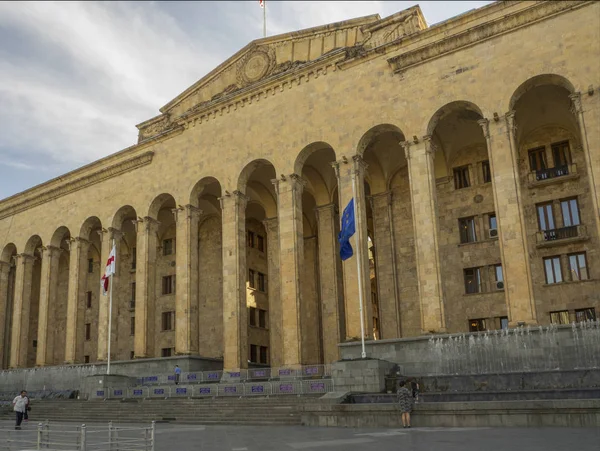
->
1, 1, 599, 371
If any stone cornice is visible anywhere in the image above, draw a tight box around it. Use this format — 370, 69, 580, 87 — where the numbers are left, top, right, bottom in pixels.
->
387, 1, 590, 74
0, 152, 154, 220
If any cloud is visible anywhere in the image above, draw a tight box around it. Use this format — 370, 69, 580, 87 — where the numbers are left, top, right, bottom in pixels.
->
0, 1, 492, 199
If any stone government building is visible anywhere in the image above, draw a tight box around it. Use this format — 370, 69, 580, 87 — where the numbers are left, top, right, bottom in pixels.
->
0, 1, 598, 372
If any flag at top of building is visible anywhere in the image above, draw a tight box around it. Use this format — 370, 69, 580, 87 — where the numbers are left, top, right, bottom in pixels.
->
338, 198, 356, 261
101, 244, 116, 295
259, 0, 264, 8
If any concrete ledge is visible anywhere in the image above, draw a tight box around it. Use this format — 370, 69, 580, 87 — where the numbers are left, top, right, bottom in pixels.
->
300, 399, 600, 428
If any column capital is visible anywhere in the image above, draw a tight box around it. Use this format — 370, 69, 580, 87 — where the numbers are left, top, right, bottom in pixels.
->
504, 110, 517, 137
262, 216, 278, 231
172, 204, 203, 222
219, 190, 250, 210
271, 173, 306, 195
66, 236, 90, 251
15, 253, 35, 264
97, 227, 123, 242
477, 118, 490, 139
40, 244, 62, 257
370, 190, 393, 207
314, 203, 338, 216
569, 92, 582, 114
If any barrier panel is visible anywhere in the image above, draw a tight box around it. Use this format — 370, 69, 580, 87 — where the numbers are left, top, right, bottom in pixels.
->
194, 385, 217, 397
244, 382, 272, 396
272, 380, 302, 395
109, 387, 127, 399
203, 370, 223, 382
149, 386, 169, 398
172, 385, 192, 397
302, 379, 334, 394
184, 372, 201, 383
91, 389, 106, 399
128, 386, 149, 398
248, 368, 271, 380
275, 367, 300, 379
218, 383, 244, 397
222, 369, 247, 382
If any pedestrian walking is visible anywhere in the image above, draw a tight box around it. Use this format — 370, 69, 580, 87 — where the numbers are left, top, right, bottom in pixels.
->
174, 365, 181, 385
12, 390, 28, 430
397, 380, 413, 428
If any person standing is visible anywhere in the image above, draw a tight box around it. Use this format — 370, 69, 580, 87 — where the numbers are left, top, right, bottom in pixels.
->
12, 390, 28, 430
174, 365, 181, 385
397, 380, 413, 428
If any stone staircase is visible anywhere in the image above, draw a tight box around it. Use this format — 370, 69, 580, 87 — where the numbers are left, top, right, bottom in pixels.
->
15, 396, 320, 426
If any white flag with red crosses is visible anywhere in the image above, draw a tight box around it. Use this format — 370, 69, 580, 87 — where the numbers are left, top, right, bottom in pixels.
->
259, 0, 264, 8
101, 244, 116, 295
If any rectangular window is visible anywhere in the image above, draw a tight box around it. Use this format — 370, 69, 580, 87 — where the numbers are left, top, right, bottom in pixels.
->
130, 283, 136, 309
84, 355, 90, 364
499, 317, 509, 330
163, 239, 174, 256
575, 308, 596, 322
248, 269, 256, 289
494, 264, 504, 290
161, 348, 173, 357
259, 346, 268, 365
88, 258, 94, 274
85, 323, 91, 341
250, 344, 258, 363
162, 275, 175, 295
86, 291, 92, 309
453, 166, 470, 189
482, 160, 491, 183
537, 202, 556, 231
469, 318, 486, 332
258, 309, 267, 328
249, 307, 256, 327
130, 316, 135, 336
257, 235, 265, 252
488, 214, 498, 238
464, 268, 481, 294
551, 141, 571, 167
568, 253, 589, 281
247, 231, 255, 248
162, 311, 174, 331
131, 247, 137, 270
258, 272, 266, 292
528, 146, 547, 171
550, 310, 570, 325
544, 256, 563, 284
130, 351, 135, 360
459, 217, 477, 243
560, 198, 580, 227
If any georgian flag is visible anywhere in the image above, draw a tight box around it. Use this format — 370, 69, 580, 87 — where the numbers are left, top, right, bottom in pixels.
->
259, 0, 264, 8
101, 245, 116, 296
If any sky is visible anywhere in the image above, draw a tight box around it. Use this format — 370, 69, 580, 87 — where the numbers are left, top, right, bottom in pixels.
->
0, 1, 493, 200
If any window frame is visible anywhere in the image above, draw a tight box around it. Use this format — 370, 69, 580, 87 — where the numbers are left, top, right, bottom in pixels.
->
161, 348, 173, 357
464, 267, 482, 294
162, 275, 175, 295
162, 238, 174, 256
543, 256, 563, 284
560, 197, 580, 228
458, 216, 477, 244
453, 166, 471, 190
575, 307, 596, 322
482, 160, 491, 184
550, 310, 570, 325
551, 140, 571, 167
248, 269, 256, 289
258, 309, 267, 328
161, 311, 174, 331
88, 258, 94, 274
249, 306, 256, 327
528, 146, 547, 171
568, 252, 589, 281
259, 346, 268, 365
85, 323, 91, 341
257, 235, 265, 252
536, 202, 556, 231
86, 291, 92, 309
257, 272, 266, 292
247, 231, 255, 248
469, 318, 486, 332
250, 344, 258, 363
130, 316, 135, 336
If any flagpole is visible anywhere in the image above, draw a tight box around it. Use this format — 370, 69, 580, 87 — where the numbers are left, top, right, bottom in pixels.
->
263, 1, 267, 38
351, 173, 367, 359
107, 239, 114, 375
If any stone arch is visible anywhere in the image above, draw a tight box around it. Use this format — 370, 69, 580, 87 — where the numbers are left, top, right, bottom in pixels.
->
50, 226, 71, 248
79, 216, 103, 241
294, 142, 337, 175
357, 124, 405, 157
1, 243, 17, 262
189, 176, 223, 209
111, 205, 138, 230
237, 158, 278, 193
508, 74, 575, 112
148, 193, 177, 219
426, 101, 483, 137
24, 235, 43, 255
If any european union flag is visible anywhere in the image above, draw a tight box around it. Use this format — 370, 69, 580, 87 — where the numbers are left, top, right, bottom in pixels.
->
338, 198, 356, 261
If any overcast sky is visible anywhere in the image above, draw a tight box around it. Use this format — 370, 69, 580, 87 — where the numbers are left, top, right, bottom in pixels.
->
0, 1, 493, 200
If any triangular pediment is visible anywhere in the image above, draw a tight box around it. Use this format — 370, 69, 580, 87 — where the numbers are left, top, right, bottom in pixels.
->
136, 6, 426, 141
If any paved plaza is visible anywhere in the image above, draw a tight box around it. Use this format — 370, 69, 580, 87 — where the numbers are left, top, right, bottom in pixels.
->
2, 421, 599, 450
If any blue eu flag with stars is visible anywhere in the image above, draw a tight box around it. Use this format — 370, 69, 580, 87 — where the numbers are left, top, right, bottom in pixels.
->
338, 198, 356, 261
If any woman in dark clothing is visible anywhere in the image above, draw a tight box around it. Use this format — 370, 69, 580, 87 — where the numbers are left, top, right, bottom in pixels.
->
397, 380, 413, 428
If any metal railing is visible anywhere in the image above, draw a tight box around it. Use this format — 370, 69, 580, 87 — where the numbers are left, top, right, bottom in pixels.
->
529, 164, 576, 183
536, 224, 586, 244
94, 378, 334, 400
0, 420, 155, 451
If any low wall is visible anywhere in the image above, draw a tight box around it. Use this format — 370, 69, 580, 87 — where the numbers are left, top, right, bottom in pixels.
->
0, 356, 222, 393
301, 399, 600, 428
339, 322, 600, 376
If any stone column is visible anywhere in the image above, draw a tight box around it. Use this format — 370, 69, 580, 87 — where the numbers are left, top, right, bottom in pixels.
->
369, 192, 401, 338
262, 217, 282, 367
401, 138, 446, 333
36, 245, 61, 366
571, 93, 600, 241
0, 261, 11, 368
273, 174, 305, 366
332, 155, 372, 340
314, 203, 344, 363
96, 228, 123, 362
9, 254, 34, 368
64, 237, 89, 364
173, 204, 201, 356
481, 116, 536, 325
302, 235, 322, 364
220, 191, 249, 370
133, 218, 159, 358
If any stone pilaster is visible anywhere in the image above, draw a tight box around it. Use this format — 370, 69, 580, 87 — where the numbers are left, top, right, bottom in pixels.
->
0, 261, 12, 368
401, 138, 446, 333
262, 217, 282, 367
314, 203, 344, 363
133, 218, 159, 358
369, 192, 401, 338
332, 155, 372, 340
36, 245, 61, 366
96, 228, 123, 362
302, 235, 322, 364
173, 204, 202, 355
571, 93, 600, 241
482, 116, 536, 325
220, 191, 249, 370
272, 174, 305, 365
9, 254, 35, 368
64, 237, 89, 364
